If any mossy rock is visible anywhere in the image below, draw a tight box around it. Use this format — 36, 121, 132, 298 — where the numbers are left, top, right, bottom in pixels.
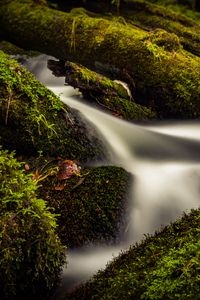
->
24, 155, 132, 248
66, 208, 200, 300
0, 147, 65, 300
0, 50, 105, 162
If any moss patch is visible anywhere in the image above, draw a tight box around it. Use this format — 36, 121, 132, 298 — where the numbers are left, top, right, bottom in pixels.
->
146, 0, 200, 21
23, 155, 132, 248
109, 0, 200, 57
0, 50, 105, 162
61, 61, 156, 120
0, 147, 65, 300
1, 1, 200, 118
148, 29, 182, 52
66, 208, 200, 300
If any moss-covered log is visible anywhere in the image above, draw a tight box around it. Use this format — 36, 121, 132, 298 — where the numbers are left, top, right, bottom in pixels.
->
146, 0, 200, 14
0, 50, 106, 162
72, 0, 200, 57
23, 155, 131, 248
66, 208, 200, 300
41, 0, 200, 57
48, 59, 156, 120
121, 0, 200, 58
0, 147, 65, 300
1, 1, 200, 118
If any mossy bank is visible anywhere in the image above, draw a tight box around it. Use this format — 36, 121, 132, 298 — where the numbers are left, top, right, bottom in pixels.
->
66, 208, 200, 300
0, 50, 105, 162
0, 147, 65, 300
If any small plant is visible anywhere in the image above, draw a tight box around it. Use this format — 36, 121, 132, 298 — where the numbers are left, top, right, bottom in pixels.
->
144, 39, 169, 61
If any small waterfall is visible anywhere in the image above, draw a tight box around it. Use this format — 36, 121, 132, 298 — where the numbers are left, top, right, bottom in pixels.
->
23, 55, 200, 299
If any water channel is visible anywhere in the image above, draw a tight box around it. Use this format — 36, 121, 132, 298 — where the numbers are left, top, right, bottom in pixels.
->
23, 55, 200, 298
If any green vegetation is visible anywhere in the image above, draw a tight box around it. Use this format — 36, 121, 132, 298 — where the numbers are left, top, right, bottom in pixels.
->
0, 147, 65, 300
40, 165, 131, 247
24, 155, 131, 247
1, 1, 200, 299
146, 0, 200, 15
119, 0, 200, 58
62, 61, 156, 120
0, 50, 105, 162
66, 208, 200, 300
65, 0, 200, 57
1, 1, 200, 118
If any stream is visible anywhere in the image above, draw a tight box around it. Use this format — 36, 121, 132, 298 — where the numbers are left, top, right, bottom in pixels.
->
23, 54, 200, 299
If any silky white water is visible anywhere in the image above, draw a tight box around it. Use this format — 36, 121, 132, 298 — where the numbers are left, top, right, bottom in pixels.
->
24, 55, 200, 298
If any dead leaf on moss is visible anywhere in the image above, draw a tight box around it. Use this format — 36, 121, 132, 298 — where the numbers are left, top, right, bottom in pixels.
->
54, 184, 66, 191
58, 160, 81, 180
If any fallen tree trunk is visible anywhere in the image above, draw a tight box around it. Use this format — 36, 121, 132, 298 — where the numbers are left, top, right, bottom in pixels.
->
1, 0, 200, 118
120, 0, 200, 58
0, 50, 105, 162
69, 0, 200, 58
48, 59, 156, 120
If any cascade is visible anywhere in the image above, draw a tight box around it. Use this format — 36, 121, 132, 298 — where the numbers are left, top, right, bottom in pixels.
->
23, 55, 200, 299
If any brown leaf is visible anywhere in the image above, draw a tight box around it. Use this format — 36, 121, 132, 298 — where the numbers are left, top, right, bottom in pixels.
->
58, 160, 81, 180
54, 185, 66, 191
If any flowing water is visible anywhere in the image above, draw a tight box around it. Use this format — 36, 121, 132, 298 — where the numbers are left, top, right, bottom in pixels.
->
23, 55, 200, 298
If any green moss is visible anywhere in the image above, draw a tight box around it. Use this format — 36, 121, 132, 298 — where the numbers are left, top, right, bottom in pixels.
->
146, 0, 200, 21
26, 155, 131, 247
64, 61, 156, 120
70, 7, 90, 16
66, 61, 131, 98
1, 0, 200, 118
41, 166, 131, 247
117, 0, 200, 57
62, 9, 200, 118
148, 29, 182, 52
94, 19, 200, 118
66, 208, 200, 300
0, 147, 65, 300
0, 50, 105, 161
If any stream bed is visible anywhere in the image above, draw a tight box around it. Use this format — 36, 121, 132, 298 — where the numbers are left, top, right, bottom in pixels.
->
23, 54, 200, 299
